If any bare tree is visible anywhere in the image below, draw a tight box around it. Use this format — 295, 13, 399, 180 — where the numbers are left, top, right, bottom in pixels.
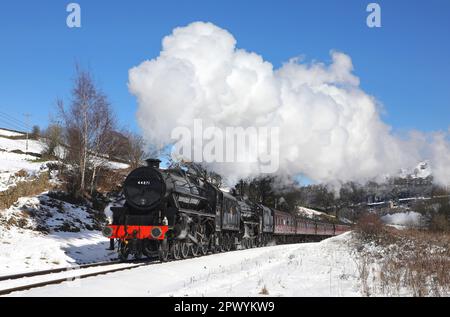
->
58, 66, 117, 197
89, 96, 118, 195
123, 131, 146, 169
168, 160, 223, 187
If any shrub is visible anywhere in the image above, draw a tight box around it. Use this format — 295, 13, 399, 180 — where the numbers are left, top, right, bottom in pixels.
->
0, 172, 50, 210
429, 214, 450, 232
94, 167, 128, 193
355, 213, 384, 238
355, 228, 450, 296
259, 285, 269, 295
47, 190, 84, 206
14, 169, 28, 178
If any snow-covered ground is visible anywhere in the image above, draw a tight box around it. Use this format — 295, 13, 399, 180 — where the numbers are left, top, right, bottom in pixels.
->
0, 135, 44, 154
0, 129, 25, 138
5, 232, 362, 297
0, 228, 116, 275
0, 129, 131, 276
1, 194, 99, 232
0, 128, 128, 191
0, 194, 117, 275
353, 230, 449, 297
0, 152, 51, 191
0, 133, 52, 191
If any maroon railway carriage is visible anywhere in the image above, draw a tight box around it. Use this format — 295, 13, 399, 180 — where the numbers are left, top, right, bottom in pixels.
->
295, 218, 317, 235
273, 210, 296, 235
276, 213, 351, 243
334, 224, 351, 235
316, 222, 335, 236
273, 209, 297, 243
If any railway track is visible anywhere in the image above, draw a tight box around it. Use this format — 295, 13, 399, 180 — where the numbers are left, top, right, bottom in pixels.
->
0, 244, 268, 296
0, 259, 126, 282
0, 259, 156, 296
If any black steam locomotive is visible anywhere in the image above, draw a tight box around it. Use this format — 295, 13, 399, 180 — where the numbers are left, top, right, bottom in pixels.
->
103, 159, 350, 261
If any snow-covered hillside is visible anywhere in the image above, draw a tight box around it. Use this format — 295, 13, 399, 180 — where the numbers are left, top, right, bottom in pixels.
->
0, 128, 61, 192
0, 128, 128, 275
0, 129, 128, 177
0, 228, 116, 275
296, 206, 334, 220
7, 233, 361, 297
0, 194, 117, 275
0, 152, 52, 191
0, 135, 44, 154
0, 129, 25, 138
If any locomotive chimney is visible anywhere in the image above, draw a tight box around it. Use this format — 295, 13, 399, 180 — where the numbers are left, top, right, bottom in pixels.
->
145, 158, 161, 169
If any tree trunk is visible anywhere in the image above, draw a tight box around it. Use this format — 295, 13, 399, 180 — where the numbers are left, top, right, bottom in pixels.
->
90, 164, 98, 195
80, 103, 88, 196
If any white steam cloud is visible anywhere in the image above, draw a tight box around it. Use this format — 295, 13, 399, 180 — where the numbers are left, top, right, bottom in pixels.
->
129, 22, 450, 186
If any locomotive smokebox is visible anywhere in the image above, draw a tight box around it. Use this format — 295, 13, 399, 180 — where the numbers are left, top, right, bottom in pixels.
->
146, 158, 161, 169
123, 164, 166, 211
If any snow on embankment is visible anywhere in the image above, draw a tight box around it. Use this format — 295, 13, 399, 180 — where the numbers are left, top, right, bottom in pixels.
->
0, 128, 128, 192
11, 232, 361, 297
0, 129, 128, 180
0, 152, 51, 192
0, 227, 115, 275
0, 128, 130, 275
0, 194, 116, 275
0, 133, 52, 192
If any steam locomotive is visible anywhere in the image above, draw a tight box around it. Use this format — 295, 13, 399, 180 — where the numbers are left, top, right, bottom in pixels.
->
103, 159, 351, 261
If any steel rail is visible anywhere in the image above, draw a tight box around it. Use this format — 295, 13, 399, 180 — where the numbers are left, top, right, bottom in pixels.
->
0, 261, 155, 296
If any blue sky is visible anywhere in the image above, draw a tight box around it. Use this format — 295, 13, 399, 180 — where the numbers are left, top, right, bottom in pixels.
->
0, 0, 449, 134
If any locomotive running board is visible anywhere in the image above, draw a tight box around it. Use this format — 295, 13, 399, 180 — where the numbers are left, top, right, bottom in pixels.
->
178, 208, 216, 219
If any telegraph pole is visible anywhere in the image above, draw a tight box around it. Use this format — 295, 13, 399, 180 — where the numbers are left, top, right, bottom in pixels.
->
23, 113, 31, 155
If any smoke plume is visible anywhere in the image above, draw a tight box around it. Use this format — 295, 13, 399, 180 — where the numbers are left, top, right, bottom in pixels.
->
129, 22, 450, 186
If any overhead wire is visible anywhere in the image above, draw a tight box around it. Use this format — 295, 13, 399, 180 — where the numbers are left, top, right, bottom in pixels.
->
0, 110, 30, 132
